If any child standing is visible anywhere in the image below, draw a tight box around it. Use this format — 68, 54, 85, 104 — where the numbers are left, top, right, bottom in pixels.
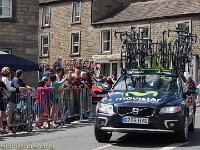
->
49, 74, 67, 128
35, 80, 51, 129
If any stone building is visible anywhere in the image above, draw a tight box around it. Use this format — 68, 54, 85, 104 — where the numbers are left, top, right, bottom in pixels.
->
92, 0, 200, 82
38, 0, 94, 68
39, 0, 200, 83
0, 0, 39, 85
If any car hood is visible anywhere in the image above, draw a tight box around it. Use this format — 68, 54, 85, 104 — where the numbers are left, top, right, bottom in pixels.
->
102, 90, 182, 107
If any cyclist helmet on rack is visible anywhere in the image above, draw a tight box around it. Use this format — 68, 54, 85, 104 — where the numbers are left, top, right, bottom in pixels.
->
1, 67, 11, 77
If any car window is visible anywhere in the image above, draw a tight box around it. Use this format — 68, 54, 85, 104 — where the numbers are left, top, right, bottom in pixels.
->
113, 74, 179, 93
113, 75, 127, 90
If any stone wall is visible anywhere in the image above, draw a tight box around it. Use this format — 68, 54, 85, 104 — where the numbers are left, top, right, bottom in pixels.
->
39, 0, 93, 66
92, 15, 200, 82
0, 0, 39, 86
92, 15, 200, 56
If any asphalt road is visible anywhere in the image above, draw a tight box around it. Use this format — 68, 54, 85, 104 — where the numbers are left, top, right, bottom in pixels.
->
0, 107, 200, 150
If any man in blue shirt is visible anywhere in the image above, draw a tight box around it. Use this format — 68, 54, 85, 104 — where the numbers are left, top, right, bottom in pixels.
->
5, 69, 32, 132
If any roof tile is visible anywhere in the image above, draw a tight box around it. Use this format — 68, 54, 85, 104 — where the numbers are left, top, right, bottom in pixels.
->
95, 0, 200, 24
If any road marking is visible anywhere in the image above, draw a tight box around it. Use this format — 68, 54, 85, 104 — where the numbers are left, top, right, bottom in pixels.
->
92, 144, 112, 150
158, 142, 189, 150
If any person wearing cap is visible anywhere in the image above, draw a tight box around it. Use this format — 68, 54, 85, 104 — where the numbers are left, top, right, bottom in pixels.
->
5, 69, 32, 132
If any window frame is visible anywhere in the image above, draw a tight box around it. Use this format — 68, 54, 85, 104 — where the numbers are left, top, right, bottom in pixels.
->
0, 0, 12, 19
139, 26, 150, 39
101, 29, 111, 53
71, 2, 81, 23
177, 22, 190, 33
71, 32, 80, 56
40, 34, 49, 57
41, 6, 51, 27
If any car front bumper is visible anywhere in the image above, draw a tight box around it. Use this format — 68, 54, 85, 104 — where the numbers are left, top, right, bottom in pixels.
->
95, 112, 185, 134
101, 127, 174, 133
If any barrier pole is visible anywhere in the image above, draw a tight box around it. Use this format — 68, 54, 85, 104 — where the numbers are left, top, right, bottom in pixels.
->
27, 93, 32, 133
70, 89, 74, 116
79, 88, 83, 122
88, 88, 92, 116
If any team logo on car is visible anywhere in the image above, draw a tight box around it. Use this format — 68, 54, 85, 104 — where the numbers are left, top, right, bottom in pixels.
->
116, 97, 161, 102
132, 108, 139, 115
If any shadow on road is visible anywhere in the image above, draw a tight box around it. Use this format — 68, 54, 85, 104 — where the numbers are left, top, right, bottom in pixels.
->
109, 127, 200, 148
179, 128, 200, 148
109, 133, 174, 148
0, 128, 67, 141
0, 123, 94, 142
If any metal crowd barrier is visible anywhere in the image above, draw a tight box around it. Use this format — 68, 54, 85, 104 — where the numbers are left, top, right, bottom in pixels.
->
1, 87, 92, 133
1, 91, 33, 133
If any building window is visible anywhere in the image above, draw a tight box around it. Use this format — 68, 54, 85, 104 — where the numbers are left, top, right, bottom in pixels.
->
71, 33, 80, 55
139, 27, 149, 39
178, 22, 190, 41
0, 48, 12, 54
42, 6, 50, 27
41, 35, 49, 57
101, 30, 111, 52
178, 22, 190, 33
72, 2, 80, 23
0, 0, 12, 18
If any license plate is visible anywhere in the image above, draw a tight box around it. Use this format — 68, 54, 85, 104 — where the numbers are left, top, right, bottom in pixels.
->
122, 116, 149, 124
96, 94, 104, 97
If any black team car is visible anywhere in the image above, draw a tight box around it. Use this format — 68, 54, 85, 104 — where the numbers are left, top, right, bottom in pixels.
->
94, 69, 196, 142
94, 26, 197, 143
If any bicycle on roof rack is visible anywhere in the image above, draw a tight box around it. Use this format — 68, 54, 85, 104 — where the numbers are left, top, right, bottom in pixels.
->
114, 26, 197, 73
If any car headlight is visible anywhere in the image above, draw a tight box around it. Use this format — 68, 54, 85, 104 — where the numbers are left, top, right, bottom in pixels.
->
159, 106, 181, 114
97, 102, 114, 114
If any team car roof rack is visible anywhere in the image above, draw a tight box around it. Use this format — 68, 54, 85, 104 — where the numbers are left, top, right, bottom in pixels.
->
115, 26, 197, 74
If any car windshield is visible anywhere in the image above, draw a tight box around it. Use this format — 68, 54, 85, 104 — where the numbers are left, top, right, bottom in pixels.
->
113, 74, 180, 93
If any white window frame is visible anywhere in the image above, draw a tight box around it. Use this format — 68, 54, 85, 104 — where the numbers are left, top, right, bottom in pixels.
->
72, 2, 81, 23
101, 30, 111, 53
71, 32, 80, 55
0, 0, 12, 18
0, 48, 12, 54
177, 22, 190, 33
42, 6, 51, 27
41, 35, 49, 57
139, 26, 150, 39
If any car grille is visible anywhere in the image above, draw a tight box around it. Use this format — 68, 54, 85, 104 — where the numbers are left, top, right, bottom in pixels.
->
118, 107, 155, 117
94, 91, 103, 94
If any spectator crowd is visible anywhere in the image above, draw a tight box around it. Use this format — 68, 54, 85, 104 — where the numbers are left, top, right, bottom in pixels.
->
0, 64, 117, 134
